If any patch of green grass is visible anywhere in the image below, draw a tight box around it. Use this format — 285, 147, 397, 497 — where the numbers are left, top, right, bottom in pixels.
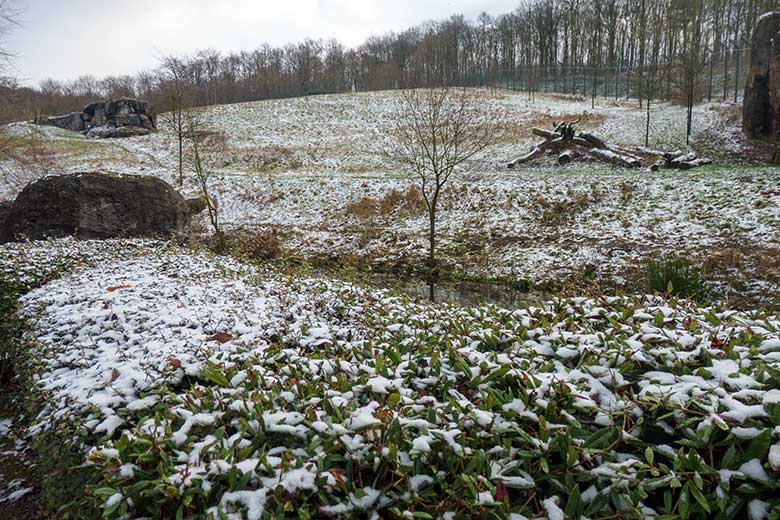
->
645, 254, 710, 302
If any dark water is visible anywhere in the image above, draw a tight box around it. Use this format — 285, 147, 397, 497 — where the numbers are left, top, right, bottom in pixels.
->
346, 272, 547, 309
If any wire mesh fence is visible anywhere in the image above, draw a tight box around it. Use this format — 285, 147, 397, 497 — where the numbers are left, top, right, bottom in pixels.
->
493, 48, 751, 104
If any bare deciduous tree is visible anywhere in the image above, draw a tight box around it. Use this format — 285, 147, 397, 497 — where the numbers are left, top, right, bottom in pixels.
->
159, 55, 197, 187
186, 110, 223, 240
384, 88, 504, 274
0, 0, 18, 70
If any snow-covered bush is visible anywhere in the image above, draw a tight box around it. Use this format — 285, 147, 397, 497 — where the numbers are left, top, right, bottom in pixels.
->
2, 240, 779, 519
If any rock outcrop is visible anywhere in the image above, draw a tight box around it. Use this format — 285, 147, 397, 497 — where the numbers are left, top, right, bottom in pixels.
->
0, 201, 12, 234
743, 12, 780, 141
34, 98, 156, 138
0, 173, 201, 243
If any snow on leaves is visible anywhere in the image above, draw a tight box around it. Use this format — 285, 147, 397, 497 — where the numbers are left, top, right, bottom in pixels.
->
2, 239, 780, 518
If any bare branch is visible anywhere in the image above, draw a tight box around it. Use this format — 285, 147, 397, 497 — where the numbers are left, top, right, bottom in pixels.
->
382, 87, 506, 270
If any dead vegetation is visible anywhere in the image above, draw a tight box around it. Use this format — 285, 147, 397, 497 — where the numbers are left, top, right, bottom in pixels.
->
531, 185, 604, 226
204, 227, 283, 261
345, 186, 426, 219
0, 130, 61, 192
218, 144, 304, 172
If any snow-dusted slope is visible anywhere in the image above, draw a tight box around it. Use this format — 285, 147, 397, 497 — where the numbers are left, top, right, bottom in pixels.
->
1, 90, 777, 299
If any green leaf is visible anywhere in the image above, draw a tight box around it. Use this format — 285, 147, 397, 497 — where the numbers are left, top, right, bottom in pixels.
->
679, 484, 690, 518
201, 362, 231, 387
745, 429, 771, 461
387, 392, 400, 407
584, 427, 615, 449
689, 480, 711, 513
564, 484, 581, 517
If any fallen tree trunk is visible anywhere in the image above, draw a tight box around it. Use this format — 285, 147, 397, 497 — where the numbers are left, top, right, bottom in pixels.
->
507, 144, 546, 168
589, 148, 642, 168
667, 156, 713, 170
507, 120, 712, 170
578, 132, 607, 149
532, 127, 561, 139
571, 136, 593, 149
605, 144, 643, 163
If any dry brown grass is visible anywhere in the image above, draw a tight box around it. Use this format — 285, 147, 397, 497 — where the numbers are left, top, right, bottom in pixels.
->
469, 89, 507, 100
223, 144, 303, 172
544, 93, 587, 103
702, 244, 780, 278
346, 186, 427, 219
345, 196, 378, 219
210, 227, 282, 260
379, 185, 426, 216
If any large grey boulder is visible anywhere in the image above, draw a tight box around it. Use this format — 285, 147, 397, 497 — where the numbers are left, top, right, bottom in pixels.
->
34, 98, 156, 138
743, 12, 780, 141
33, 112, 85, 132
0, 201, 12, 234
84, 98, 156, 131
86, 126, 152, 139
0, 173, 201, 243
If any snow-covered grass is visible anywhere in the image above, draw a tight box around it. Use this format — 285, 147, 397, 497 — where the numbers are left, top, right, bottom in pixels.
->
2, 239, 780, 518
2, 90, 777, 304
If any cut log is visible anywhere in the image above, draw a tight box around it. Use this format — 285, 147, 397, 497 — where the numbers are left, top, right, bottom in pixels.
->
667, 156, 712, 170
605, 145, 643, 163
548, 136, 567, 149
635, 146, 672, 158
578, 132, 607, 149
589, 148, 642, 168
571, 136, 593, 149
670, 152, 697, 164
532, 127, 561, 139
507, 145, 545, 168
506, 118, 713, 170
690, 157, 712, 166
557, 150, 574, 165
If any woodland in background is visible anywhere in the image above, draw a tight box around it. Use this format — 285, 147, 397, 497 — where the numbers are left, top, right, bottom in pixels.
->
1, 0, 779, 124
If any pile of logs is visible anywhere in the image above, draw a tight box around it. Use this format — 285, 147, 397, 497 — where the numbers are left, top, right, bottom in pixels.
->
507, 120, 712, 170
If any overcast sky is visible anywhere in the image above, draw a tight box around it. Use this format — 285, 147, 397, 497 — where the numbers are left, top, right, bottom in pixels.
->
6, 0, 518, 86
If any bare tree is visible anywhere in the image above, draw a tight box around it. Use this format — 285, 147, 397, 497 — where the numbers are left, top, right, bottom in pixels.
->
384, 88, 504, 274
674, 0, 707, 145
159, 55, 196, 186
0, 0, 18, 70
186, 110, 222, 240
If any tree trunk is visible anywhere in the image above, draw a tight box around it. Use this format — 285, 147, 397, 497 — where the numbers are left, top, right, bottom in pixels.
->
645, 96, 651, 147
428, 206, 436, 270
686, 90, 693, 145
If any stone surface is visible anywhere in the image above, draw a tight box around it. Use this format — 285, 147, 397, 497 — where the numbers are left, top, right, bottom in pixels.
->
34, 98, 156, 137
0, 200, 12, 235
86, 126, 152, 139
743, 12, 780, 141
0, 173, 202, 243
34, 112, 85, 132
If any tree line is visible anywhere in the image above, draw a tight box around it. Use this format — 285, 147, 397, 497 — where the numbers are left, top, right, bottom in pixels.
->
1, 0, 779, 124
